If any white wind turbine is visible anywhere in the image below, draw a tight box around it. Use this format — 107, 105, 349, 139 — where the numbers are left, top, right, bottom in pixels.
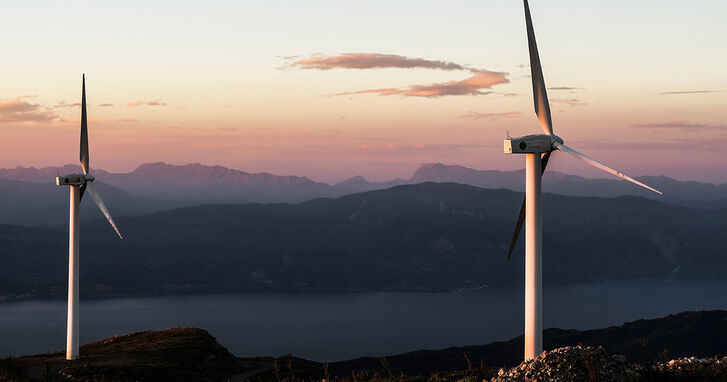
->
503, 0, 662, 361
55, 75, 123, 360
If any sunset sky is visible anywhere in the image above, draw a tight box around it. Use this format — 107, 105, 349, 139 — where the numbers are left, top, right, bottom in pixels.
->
1, 1, 725, 183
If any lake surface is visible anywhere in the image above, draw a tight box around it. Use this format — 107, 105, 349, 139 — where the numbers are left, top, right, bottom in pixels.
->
1, 279, 725, 361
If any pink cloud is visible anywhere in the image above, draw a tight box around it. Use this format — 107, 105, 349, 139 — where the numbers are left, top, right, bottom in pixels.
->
630, 121, 725, 129
290, 52, 509, 98
0, 96, 58, 123
127, 101, 144, 107
459, 111, 520, 120
285, 53, 467, 71
336, 70, 509, 98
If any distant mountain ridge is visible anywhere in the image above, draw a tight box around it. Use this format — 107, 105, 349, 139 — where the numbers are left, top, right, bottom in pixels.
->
4, 161, 724, 204
0, 162, 723, 227
104, 162, 337, 203
1, 182, 724, 300
410, 162, 727, 206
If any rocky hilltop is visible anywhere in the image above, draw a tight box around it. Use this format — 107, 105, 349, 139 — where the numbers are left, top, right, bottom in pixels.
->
1, 311, 726, 381
0, 328, 247, 382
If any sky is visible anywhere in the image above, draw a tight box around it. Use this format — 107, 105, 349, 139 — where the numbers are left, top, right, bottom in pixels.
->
1, 0, 725, 184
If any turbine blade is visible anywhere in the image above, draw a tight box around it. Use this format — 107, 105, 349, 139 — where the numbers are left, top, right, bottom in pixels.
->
524, 0, 553, 135
555, 143, 663, 195
507, 151, 551, 260
85, 182, 123, 239
79, 183, 86, 202
80, 74, 89, 175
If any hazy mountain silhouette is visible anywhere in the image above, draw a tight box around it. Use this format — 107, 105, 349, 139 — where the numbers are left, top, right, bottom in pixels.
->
410, 163, 727, 207
0, 179, 190, 226
0, 165, 110, 183
1, 182, 724, 300
0, 162, 724, 227
334, 175, 406, 194
101, 162, 339, 203
2, 162, 725, 212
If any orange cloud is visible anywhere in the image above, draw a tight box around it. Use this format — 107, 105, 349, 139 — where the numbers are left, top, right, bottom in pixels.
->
0, 96, 58, 123
337, 70, 509, 98
291, 52, 509, 98
286, 53, 467, 71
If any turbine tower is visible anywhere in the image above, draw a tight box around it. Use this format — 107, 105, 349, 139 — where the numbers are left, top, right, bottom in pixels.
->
504, 0, 662, 361
55, 75, 123, 360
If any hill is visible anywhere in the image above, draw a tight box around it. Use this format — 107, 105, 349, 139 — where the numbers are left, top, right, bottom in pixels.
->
1, 310, 726, 381
327, 310, 727, 376
0, 328, 247, 382
0, 182, 725, 300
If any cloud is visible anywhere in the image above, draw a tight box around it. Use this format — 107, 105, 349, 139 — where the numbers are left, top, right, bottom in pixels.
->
289, 52, 509, 98
127, 100, 167, 107
459, 111, 520, 120
658, 90, 718, 95
551, 98, 587, 107
0, 96, 58, 123
335, 70, 509, 98
99, 103, 114, 107
630, 121, 725, 129
53, 101, 82, 108
285, 53, 467, 71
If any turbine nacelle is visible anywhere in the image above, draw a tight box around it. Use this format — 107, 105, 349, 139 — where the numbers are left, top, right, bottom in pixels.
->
503, 134, 563, 154
56, 174, 95, 186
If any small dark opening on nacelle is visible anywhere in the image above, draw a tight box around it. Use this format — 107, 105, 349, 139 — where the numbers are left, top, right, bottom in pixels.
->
64, 178, 69, 184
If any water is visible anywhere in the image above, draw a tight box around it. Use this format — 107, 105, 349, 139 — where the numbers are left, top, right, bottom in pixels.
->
0, 279, 725, 361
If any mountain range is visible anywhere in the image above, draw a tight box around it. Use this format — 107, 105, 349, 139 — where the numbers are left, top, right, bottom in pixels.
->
0, 161, 724, 226
1, 182, 724, 301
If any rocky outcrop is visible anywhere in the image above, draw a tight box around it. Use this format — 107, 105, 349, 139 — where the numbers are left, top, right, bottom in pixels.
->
491, 346, 629, 382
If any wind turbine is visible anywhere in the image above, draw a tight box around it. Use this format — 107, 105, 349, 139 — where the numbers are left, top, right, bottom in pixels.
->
55, 75, 123, 360
503, 0, 662, 361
